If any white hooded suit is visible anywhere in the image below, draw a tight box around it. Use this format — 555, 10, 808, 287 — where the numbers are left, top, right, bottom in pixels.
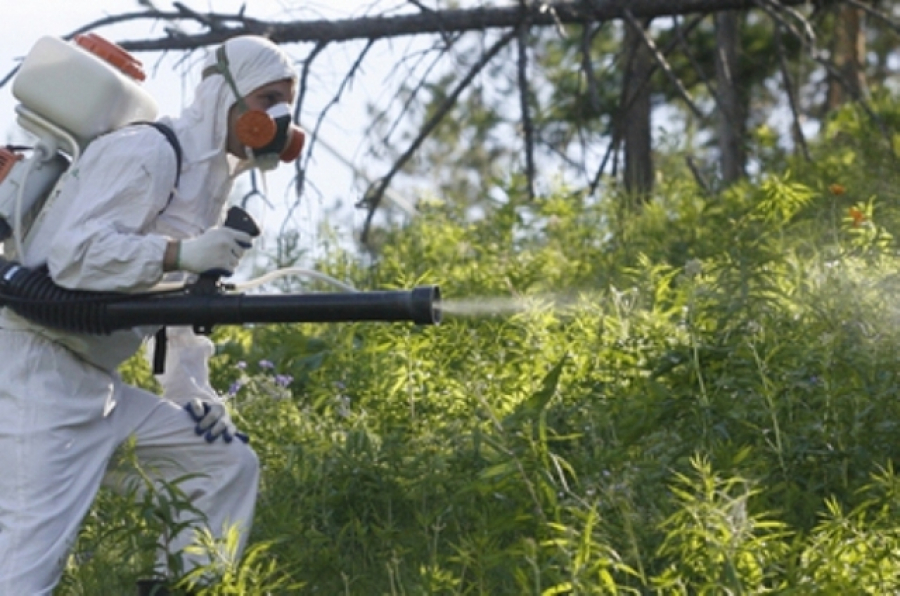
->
0, 36, 297, 594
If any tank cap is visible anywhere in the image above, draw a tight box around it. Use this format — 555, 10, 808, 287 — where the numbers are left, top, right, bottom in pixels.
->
75, 33, 146, 82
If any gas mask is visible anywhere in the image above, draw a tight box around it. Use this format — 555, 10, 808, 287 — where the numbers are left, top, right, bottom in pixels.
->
235, 102, 305, 171
203, 46, 305, 171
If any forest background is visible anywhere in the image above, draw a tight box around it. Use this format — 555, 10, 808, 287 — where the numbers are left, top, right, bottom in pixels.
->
4, 0, 900, 594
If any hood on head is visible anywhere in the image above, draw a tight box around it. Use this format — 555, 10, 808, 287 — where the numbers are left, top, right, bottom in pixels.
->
178, 36, 297, 165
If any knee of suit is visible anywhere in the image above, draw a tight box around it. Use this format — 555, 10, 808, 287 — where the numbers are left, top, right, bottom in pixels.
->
221, 442, 260, 490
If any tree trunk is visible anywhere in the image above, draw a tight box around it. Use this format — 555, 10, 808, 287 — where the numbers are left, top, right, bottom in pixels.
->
826, 3, 867, 110
715, 10, 746, 184
623, 22, 654, 199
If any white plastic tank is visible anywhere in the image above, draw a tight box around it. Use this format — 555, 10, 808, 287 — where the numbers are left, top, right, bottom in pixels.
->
12, 34, 158, 147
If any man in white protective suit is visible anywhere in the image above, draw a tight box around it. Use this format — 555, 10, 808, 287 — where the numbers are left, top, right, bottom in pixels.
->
0, 35, 302, 595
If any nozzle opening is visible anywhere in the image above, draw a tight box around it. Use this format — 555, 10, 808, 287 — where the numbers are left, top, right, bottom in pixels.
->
411, 285, 442, 325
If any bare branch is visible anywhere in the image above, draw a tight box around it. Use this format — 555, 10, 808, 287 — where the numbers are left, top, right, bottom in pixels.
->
379, 35, 463, 144
359, 29, 518, 245
686, 155, 712, 194
759, 0, 819, 46
622, 9, 705, 120
407, 0, 435, 14
1, 0, 865, 227
773, 22, 811, 161
306, 41, 374, 160
47, 1, 808, 53
517, 4, 536, 201
590, 134, 620, 194
845, 0, 900, 36
580, 23, 604, 119
672, 16, 722, 113
172, 1, 230, 31
576, 24, 605, 180
756, 0, 896, 161
589, 14, 707, 193
0, 67, 18, 90
287, 41, 328, 208
760, 0, 900, 176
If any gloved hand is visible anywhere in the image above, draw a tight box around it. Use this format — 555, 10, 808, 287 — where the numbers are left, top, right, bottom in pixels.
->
177, 227, 253, 276
184, 398, 249, 444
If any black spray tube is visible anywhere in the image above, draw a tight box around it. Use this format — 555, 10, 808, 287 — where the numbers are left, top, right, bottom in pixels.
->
0, 259, 441, 333
0, 206, 441, 333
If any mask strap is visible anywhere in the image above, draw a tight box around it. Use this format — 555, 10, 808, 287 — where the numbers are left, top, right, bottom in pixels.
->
202, 45, 249, 112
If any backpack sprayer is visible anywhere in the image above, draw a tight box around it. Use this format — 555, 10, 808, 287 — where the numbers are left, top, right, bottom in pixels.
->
0, 34, 441, 337
0, 34, 158, 251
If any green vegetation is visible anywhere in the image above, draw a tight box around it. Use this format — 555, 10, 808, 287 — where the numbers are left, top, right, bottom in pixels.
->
61, 96, 900, 594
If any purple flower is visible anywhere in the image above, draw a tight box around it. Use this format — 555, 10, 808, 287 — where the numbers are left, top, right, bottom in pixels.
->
236, 360, 247, 370
275, 374, 293, 388
259, 359, 275, 370
228, 380, 244, 396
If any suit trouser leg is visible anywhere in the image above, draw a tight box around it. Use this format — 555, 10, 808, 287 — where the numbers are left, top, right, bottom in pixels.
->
0, 329, 120, 595
105, 383, 260, 576
0, 329, 259, 594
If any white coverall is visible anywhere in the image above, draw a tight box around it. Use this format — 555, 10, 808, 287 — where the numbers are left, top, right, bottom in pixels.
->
0, 36, 297, 594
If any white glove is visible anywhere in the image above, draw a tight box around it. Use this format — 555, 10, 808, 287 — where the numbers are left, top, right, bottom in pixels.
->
184, 398, 249, 444
177, 227, 253, 276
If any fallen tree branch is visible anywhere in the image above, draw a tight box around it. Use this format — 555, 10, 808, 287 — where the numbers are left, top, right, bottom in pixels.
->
69, 1, 815, 53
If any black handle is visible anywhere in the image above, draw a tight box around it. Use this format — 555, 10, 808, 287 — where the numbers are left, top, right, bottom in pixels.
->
195, 206, 261, 289
223, 205, 261, 240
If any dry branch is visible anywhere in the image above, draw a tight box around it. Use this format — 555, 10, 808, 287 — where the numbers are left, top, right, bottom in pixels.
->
845, 0, 900, 36
589, 14, 706, 194
99, 1, 816, 51
358, 29, 519, 243
622, 9, 705, 120
773, 23, 811, 161
756, 0, 896, 159
517, 6, 536, 201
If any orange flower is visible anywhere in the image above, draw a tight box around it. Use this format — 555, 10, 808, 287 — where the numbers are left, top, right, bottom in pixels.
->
829, 183, 846, 196
849, 207, 866, 228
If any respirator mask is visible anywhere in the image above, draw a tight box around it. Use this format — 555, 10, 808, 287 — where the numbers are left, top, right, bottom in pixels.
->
203, 46, 305, 171
235, 101, 305, 171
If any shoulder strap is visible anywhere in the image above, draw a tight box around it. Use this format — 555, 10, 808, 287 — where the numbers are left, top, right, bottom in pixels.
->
136, 121, 183, 376
137, 121, 182, 191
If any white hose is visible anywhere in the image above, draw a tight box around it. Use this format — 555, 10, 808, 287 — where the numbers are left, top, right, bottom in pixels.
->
150, 266, 359, 293
232, 267, 359, 292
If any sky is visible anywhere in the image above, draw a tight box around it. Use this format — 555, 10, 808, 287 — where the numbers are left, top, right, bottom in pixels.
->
0, 0, 413, 262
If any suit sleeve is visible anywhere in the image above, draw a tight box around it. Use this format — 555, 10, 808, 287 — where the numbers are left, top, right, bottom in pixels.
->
46, 127, 178, 292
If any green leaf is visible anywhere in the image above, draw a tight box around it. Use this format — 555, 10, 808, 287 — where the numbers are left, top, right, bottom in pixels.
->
542, 582, 573, 595
523, 354, 569, 414
479, 461, 517, 480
